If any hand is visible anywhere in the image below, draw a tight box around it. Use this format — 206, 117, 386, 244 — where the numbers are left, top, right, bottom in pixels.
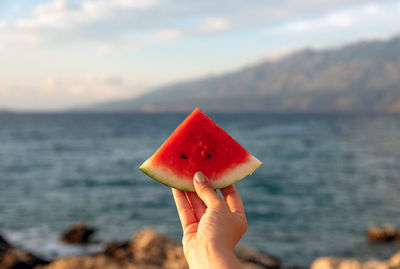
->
172, 171, 248, 269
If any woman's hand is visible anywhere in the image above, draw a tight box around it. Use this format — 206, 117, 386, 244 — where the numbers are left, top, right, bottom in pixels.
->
172, 171, 247, 269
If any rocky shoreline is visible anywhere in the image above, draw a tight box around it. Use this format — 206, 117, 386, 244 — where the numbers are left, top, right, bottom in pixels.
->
311, 253, 400, 269
0, 223, 282, 269
2, 223, 400, 269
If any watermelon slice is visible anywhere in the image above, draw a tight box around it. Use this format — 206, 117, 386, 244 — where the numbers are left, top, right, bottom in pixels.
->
139, 108, 262, 191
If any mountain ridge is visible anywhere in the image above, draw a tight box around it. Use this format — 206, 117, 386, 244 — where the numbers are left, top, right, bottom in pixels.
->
81, 35, 400, 113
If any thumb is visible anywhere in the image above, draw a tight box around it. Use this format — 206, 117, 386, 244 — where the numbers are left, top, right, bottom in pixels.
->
193, 171, 222, 207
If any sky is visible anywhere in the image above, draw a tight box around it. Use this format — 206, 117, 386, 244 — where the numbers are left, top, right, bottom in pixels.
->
1, 0, 400, 110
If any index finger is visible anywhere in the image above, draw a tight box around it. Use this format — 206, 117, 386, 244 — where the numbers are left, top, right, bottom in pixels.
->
172, 189, 197, 230
185, 191, 207, 221
220, 185, 245, 214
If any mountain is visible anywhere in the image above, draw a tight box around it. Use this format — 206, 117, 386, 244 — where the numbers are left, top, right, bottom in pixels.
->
0, 108, 11, 113
84, 36, 400, 113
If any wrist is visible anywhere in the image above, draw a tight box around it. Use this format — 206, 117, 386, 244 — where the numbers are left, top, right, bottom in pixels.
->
209, 247, 241, 269
186, 243, 241, 269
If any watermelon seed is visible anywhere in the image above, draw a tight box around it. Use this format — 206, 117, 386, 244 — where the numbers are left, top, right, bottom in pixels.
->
180, 154, 188, 159
206, 153, 212, 159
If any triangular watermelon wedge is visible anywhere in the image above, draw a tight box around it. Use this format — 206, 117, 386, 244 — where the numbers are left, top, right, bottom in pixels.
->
140, 108, 262, 191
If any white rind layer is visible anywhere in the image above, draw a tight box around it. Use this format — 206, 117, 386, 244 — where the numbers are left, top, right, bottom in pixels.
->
139, 155, 262, 192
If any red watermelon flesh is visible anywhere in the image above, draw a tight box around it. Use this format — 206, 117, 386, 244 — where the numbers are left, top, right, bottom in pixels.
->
139, 108, 262, 191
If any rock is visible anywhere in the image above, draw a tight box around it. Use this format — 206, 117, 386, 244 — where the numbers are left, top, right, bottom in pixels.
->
36, 249, 154, 269
0, 235, 11, 249
241, 261, 268, 269
361, 260, 388, 269
367, 225, 400, 242
39, 227, 283, 269
367, 227, 384, 241
35, 255, 163, 269
0, 249, 47, 269
131, 228, 178, 266
311, 257, 341, 269
235, 245, 281, 269
0, 234, 11, 260
338, 259, 362, 269
35, 256, 125, 269
388, 251, 400, 268
103, 241, 132, 263
0, 235, 48, 269
163, 244, 187, 269
311, 255, 395, 269
130, 228, 168, 265
61, 222, 96, 244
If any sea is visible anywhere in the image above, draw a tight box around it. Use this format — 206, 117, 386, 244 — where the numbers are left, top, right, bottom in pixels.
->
1, 112, 400, 267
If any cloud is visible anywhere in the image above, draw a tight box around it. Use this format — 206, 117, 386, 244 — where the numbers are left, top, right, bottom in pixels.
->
0, 0, 160, 49
284, 11, 355, 33
203, 17, 232, 31
16, 0, 159, 29
96, 42, 141, 54
92, 16, 233, 53
274, 2, 399, 34
155, 29, 182, 41
0, 75, 145, 110
42, 75, 125, 99
0, 21, 5, 49
112, 0, 159, 9
0, 0, 388, 51
326, 12, 354, 28
151, 18, 231, 43
1, 0, 399, 110
12, 3, 22, 13
0, 30, 43, 48
363, 3, 382, 15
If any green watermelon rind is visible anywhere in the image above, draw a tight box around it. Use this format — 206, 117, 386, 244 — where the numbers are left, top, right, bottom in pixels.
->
139, 166, 193, 192
139, 155, 262, 192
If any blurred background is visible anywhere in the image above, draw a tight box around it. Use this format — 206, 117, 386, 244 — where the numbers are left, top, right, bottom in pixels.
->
1, 0, 400, 268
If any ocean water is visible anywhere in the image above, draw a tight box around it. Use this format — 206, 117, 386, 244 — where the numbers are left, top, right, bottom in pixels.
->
1, 113, 400, 267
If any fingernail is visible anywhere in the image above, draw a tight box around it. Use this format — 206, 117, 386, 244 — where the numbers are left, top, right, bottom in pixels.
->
194, 171, 207, 183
